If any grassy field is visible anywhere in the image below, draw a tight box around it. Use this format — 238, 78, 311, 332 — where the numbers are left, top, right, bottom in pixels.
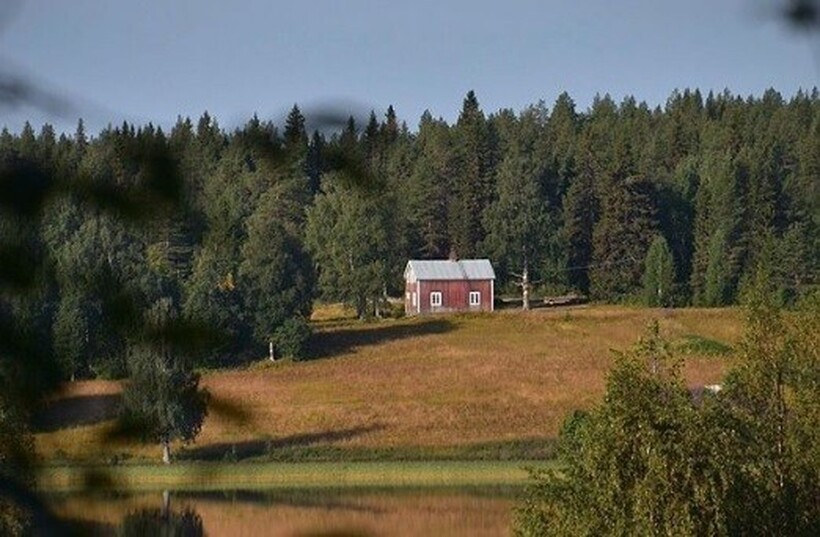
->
35, 305, 741, 465
38, 460, 553, 492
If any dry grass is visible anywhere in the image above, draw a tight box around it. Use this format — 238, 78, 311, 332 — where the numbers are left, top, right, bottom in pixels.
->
36, 305, 741, 463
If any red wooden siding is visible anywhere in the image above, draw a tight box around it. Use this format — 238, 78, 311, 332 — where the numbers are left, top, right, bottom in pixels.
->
409, 279, 493, 314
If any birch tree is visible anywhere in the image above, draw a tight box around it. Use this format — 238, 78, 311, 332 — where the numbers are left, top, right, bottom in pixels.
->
121, 298, 208, 464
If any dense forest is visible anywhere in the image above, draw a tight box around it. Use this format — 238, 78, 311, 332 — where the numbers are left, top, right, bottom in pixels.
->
0, 88, 817, 378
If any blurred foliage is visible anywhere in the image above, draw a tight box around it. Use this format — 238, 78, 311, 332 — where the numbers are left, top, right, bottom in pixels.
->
516, 279, 820, 535
0, 1, 817, 533
118, 506, 204, 537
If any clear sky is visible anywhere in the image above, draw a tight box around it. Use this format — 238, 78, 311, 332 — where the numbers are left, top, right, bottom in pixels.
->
0, 0, 817, 134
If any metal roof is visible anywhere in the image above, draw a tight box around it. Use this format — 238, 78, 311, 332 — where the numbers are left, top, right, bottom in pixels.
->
405, 259, 495, 281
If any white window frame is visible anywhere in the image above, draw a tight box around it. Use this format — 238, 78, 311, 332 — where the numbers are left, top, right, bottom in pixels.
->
469, 291, 481, 306
430, 291, 442, 307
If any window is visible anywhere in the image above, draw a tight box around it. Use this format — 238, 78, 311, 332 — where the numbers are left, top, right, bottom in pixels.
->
430, 291, 442, 307
411, 292, 417, 306
469, 291, 481, 306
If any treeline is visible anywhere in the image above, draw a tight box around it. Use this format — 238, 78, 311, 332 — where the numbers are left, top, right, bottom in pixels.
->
0, 88, 817, 377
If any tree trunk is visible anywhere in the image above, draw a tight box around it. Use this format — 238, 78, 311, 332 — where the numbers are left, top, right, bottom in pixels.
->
357, 295, 367, 320
162, 440, 172, 465
269, 340, 275, 362
522, 262, 531, 311
162, 490, 171, 518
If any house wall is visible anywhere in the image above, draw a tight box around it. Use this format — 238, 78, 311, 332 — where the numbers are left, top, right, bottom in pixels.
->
404, 279, 420, 315
405, 279, 493, 314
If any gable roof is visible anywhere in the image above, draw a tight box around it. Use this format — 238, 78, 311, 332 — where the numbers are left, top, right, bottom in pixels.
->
405, 259, 495, 281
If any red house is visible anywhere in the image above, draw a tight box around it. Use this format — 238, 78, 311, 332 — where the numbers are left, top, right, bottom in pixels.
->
404, 259, 496, 315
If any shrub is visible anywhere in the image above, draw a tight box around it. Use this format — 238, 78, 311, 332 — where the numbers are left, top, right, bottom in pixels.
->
273, 316, 312, 360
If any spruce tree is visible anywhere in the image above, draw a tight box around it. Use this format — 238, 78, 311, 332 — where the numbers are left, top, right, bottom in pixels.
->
404, 111, 453, 258
483, 107, 554, 308
562, 158, 597, 294
449, 90, 495, 257
283, 104, 308, 152
691, 146, 750, 305
239, 179, 314, 359
381, 105, 399, 145
52, 291, 89, 381
590, 171, 657, 300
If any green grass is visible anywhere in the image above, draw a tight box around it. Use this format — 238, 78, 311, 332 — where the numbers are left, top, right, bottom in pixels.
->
172, 438, 558, 464
37, 460, 557, 493
674, 334, 734, 356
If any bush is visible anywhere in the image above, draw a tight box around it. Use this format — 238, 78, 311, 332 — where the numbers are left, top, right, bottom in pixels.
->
273, 316, 312, 360
674, 334, 733, 356
384, 299, 405, 319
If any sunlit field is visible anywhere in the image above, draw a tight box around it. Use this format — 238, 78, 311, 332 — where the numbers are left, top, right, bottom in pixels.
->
36, 305, 741, 464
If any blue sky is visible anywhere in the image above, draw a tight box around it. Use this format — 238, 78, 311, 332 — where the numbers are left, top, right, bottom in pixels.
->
0, 0, 817, 134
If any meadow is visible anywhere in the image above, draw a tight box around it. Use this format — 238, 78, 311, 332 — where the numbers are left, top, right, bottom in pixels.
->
35, 304, 741, 467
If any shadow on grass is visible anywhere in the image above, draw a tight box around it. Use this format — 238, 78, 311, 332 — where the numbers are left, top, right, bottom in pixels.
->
307, 318, 454, 360
178, 424, 385, 462
34, 393, 121, 432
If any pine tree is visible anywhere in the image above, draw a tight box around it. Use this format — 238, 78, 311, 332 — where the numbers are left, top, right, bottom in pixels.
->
562, 153, 597, 294
363, 110, 381, 166
381, 105, 399, 145
546, 92, 579, 201
283, 104, 308, 153
449, 91, 495, 257
590, 165, 657, 300
404, 111, 452, 258
654, 156, 698, 301
306, 130, 325, 194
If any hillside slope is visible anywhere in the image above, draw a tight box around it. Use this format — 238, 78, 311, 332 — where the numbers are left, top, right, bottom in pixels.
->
36, 306, 740, 463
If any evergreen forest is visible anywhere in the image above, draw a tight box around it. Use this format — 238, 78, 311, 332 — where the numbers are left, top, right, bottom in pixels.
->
1, 88, 817, 379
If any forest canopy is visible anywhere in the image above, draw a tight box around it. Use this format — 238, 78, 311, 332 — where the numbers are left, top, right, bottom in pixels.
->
0, 88, 817, 378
